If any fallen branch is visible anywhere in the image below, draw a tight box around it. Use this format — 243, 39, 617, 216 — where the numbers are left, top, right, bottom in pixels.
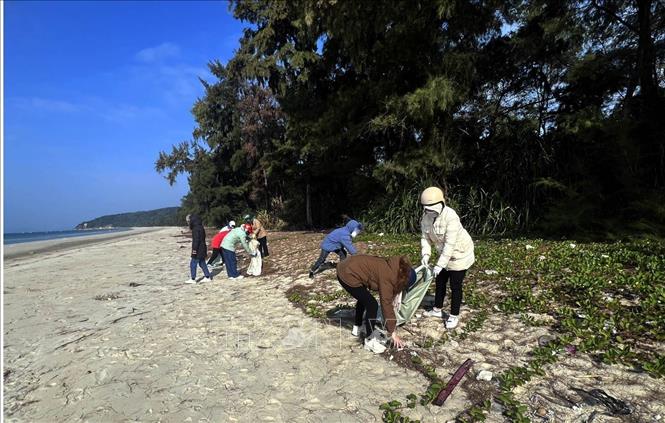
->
433, 358, 474, 406
111, 311, 150, 324
54, 332, 96, 351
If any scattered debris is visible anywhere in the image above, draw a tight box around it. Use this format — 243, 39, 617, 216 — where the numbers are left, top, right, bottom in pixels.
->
129, 282, 143, 287
94, 292, 121, 301
433, 359, 474, 406
571, 387, 631, 416
476, 370, 493, 381
538, 335, 558, 347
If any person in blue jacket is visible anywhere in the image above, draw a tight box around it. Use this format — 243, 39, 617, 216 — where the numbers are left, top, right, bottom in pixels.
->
309, 219, 363, 278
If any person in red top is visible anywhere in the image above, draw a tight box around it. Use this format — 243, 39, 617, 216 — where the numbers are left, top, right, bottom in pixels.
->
242, 222, 253, 235
207, 220, 236, 267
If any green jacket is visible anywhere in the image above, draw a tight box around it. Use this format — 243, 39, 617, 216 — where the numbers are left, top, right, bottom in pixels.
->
221, 228, 252, 253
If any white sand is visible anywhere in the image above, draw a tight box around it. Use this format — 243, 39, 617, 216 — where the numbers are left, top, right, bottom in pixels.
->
3, 228, 434, 422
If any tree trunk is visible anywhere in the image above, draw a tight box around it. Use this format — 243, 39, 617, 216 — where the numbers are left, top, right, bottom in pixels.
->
636, 0, 657, 103
306, 182, 313, 228
263, 169, 269, 210
635, 0, 663, 186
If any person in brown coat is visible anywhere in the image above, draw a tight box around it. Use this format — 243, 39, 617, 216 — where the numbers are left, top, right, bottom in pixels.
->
336, 255, 417, 350
244, 214, 269, 257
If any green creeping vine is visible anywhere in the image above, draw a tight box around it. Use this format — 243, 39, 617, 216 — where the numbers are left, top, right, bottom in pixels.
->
287, 235, 665, 421
495, 338, 569, 421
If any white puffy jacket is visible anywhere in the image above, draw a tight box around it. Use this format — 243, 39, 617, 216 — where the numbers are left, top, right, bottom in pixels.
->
421, 206, 474, 271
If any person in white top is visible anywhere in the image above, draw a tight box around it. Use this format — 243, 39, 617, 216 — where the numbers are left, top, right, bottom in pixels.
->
419, 187, 475, 329
246, 233, 263, 276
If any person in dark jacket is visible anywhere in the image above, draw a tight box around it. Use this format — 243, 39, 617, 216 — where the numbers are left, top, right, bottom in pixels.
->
185, 214, 212, 284
336, 254, 416, 352
309, 219, 362, 278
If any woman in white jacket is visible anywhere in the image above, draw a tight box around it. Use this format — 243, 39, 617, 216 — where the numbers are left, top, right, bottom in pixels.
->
420, 187, 474, 329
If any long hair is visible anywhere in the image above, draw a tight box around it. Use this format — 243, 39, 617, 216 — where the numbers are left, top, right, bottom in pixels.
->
395, 256, 412, 291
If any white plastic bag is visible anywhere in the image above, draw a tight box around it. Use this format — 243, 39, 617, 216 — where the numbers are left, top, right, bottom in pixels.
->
247, 238, 262, 276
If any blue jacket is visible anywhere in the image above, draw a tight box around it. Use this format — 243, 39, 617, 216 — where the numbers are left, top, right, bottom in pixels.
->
321, 220, 362, 255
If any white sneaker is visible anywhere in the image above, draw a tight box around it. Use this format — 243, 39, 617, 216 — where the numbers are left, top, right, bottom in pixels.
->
424, 308, 443, 318
184, 279, 196, 284
446, 315, 459, 329
364, 337, 387, 354
351, 325, 366, 337
230, 275, 244, 280
200, 277, 212, 283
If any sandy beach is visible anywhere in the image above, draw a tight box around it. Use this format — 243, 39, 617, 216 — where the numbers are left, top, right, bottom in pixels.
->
3, 228, 434, 422
4, 228, 664, 422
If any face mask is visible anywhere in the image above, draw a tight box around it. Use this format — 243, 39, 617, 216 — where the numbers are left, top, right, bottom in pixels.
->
424, 204, 443, 215
351, 230, 359, 238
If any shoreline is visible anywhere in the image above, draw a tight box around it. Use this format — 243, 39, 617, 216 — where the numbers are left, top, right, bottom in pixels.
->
2, 227, 167, 261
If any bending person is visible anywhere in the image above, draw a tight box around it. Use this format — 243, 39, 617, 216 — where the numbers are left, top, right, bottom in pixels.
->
336, 254, 416, 351
419, 187, 475, 329
207, 220, 235, 268
310, 219, 362, 278
221, 225, 256, 280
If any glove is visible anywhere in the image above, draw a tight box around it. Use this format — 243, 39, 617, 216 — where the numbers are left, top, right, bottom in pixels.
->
421, 255, 430, 267
433, 265, 443, 277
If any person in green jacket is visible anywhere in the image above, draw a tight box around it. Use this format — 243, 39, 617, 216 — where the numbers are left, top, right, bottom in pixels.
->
221, 226, 256, 279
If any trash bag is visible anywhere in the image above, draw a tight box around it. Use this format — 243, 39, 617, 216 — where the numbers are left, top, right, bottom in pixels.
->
247, 239, 262, 276
396, 265, 433, 326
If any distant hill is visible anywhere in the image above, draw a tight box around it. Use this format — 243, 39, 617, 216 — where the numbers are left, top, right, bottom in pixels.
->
75, 207, 181, 229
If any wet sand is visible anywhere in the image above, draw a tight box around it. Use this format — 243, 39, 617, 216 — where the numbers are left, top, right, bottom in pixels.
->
3, 228, 160, 260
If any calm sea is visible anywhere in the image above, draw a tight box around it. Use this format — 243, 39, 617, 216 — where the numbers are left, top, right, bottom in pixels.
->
3, 228, 129, 245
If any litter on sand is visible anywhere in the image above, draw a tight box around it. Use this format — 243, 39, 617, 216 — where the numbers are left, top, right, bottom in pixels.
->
571, 387, 631, 415
433, 359, 474, 406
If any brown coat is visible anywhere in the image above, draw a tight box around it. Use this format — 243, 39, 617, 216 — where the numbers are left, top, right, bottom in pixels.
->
252, 218, 267, 239
337, 255, 411, 334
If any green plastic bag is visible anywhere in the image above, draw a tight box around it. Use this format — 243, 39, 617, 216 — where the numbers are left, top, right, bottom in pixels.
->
396, 265, 433, 326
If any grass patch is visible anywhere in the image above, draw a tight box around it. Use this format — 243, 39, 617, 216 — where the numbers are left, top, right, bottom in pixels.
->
284, 233, 664, 420
355, 233, 665, 420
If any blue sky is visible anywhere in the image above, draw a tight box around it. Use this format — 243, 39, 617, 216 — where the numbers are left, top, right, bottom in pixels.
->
4, 1, 246, 232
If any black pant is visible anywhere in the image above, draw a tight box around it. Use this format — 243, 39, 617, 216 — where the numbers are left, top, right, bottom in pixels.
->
258, 236, 269, 257
338, 278, 377, 337
434, 269, 467, 315
207, 248, 224, 266
310, 248, 347, 273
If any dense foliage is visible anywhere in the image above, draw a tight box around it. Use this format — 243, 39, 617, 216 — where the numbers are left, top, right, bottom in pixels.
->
157, 0, 664, 236
75, 207, 182, 229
